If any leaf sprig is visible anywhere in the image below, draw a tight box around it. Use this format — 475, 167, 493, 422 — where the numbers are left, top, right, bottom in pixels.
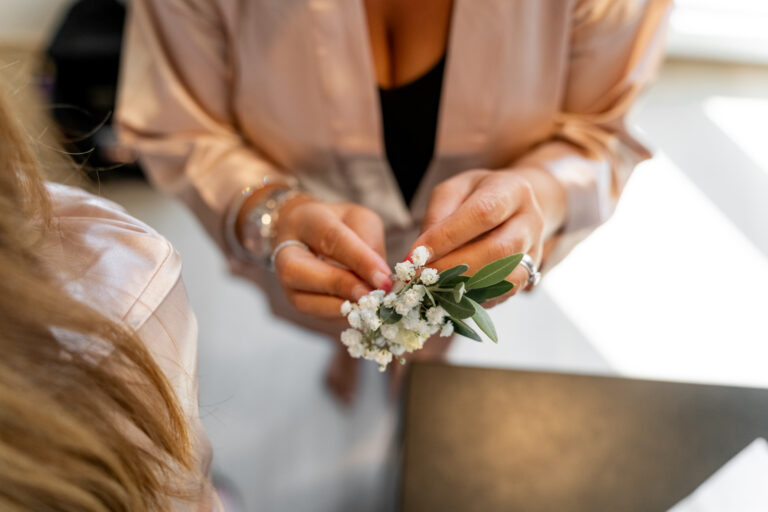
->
429, 253, 522, 343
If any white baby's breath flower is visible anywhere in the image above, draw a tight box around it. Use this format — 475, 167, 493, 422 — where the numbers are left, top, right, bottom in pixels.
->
370, 289, 386, 300
419, 267, 439, 285
411, 317, 437, 337
347, 310, 363, 330
396, 329, 425, 352
395, 297, 414, 316
373, 349, 393, 369
404, 285, 426, 306
400, 308, 421, 330
389, 343, 406, 356
380, 323, 399, 341
440, 321, 455, 337
426, 305, 447, 325
383, 292, 397, 308
341, 328, 363, 347
358, 291, 383, 311
411, 246, 430, 267
360, 309, 382, 331
347, 343, 365, 358
374, 336, 387, 347
340, 300, 353, 316
395, 261, 416, 282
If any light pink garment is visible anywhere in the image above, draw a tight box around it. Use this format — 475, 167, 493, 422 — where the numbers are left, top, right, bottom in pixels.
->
47, 183, 218, 511
116, 0, 671, 333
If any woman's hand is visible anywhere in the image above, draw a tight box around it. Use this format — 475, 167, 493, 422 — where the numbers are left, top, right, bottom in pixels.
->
410, 167, 564, 304
269, 195, 393, 319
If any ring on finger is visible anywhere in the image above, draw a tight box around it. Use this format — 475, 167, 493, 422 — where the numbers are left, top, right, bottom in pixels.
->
519, 253, 541, 289
270, 240, 310, 271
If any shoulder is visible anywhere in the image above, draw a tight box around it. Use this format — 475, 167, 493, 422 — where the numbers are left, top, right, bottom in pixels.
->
47, 183, 182, 331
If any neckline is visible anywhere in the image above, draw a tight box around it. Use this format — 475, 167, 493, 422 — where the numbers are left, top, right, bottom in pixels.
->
378, 54, 447, 93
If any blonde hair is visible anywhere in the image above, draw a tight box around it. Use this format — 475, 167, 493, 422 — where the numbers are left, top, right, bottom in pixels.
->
0, 83, 199, 509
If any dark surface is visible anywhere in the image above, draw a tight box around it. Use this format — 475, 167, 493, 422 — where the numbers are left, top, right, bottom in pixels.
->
401, 363, 768, 512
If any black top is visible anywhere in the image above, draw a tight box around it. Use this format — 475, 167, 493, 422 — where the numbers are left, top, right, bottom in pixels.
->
378, 55, 446, 206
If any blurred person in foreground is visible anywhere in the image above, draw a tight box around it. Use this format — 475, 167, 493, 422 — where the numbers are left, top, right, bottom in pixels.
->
0, 84, 218, 510
117, 0, 672, 402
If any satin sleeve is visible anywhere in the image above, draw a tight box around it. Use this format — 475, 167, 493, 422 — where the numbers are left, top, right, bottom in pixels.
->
517, 0, 672, 264
135, 279, 218, 511
116, 0, 282, 248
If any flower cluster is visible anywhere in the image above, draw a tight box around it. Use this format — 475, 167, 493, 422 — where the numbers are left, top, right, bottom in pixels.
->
340, 246, 524, 371
340, 247, 454, 371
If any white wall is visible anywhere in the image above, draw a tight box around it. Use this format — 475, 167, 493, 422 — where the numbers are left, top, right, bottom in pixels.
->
0, 0, 73, 47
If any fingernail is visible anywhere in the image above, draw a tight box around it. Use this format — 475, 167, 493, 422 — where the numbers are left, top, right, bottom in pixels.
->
372, 270, 392, 292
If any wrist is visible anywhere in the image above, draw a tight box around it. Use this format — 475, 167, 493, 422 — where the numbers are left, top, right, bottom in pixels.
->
224, 176, 304, 264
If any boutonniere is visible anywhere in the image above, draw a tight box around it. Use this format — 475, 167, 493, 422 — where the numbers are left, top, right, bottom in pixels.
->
340, 246, 522, 371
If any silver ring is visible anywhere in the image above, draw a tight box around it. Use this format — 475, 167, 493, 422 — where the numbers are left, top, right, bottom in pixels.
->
270, 240, 310, 270
519, 254, 541, 289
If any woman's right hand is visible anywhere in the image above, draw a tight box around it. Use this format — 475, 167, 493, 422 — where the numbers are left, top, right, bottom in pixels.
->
269, 195, 393, 319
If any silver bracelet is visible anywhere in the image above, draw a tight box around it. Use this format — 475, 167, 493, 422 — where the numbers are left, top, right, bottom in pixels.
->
224, 175, 300, 264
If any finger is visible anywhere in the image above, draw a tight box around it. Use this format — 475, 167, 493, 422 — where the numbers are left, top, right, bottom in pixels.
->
274, 246, 372, 301
428, 212, 539, 274
411, 182, 526, 263
420, 172, 483, 233
301, 215, 392, 291
343, 207, 387, 260
284, 290, 348, 318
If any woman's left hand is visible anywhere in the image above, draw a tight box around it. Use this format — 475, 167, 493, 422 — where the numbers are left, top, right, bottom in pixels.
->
409, 168, 546, 305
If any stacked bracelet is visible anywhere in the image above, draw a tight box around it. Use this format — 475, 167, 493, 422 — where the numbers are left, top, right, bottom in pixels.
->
224, 175, 301, 266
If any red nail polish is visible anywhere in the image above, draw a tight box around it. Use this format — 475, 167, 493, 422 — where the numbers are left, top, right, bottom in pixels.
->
382, 279, 393, 293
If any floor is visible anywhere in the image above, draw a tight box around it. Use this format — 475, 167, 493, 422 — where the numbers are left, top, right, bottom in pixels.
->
61, 59, 768, 511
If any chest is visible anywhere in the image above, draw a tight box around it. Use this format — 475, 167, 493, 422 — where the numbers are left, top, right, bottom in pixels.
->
233, 0, 570, 171
363, 0, 454, 88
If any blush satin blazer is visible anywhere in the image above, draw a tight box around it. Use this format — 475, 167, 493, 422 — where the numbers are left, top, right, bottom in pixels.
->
116, 0, 671, 334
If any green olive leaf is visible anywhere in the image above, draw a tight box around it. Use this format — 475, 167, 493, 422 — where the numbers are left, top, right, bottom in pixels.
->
437, 275, 469, 289
449, 317, 482, 342
379, 307, 402, 325
436, 264, 469, 284
465, 280, 515, 303
466, 254, 524, 290
434, 293, 474, 319
465, 297, 498, 343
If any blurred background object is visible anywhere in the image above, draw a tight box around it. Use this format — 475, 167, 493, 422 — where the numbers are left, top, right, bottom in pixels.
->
1, 1, 767, 511
667, 0, 768, 64
1, 0, 138, 178
46, 0, 139, 174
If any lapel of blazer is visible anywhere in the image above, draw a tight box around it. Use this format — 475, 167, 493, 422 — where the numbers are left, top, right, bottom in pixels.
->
436, 0, 505, 158
307, 0, 412, 227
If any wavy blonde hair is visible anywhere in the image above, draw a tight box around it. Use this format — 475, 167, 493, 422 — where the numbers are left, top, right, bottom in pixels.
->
0, 83, 199, 509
